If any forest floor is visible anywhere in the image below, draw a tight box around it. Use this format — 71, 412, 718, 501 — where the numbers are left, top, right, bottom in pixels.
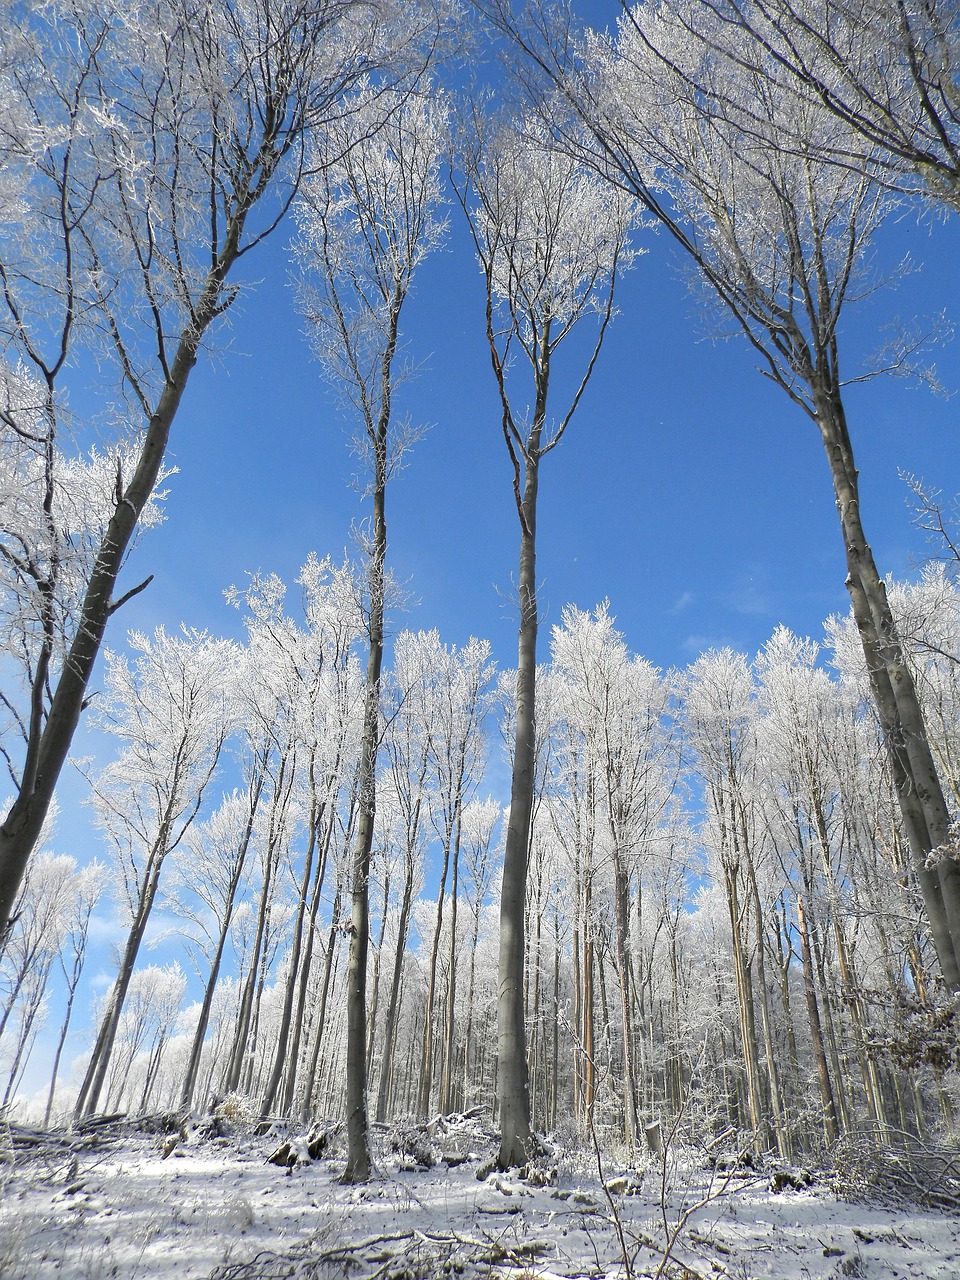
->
2, 1111, 959, 1280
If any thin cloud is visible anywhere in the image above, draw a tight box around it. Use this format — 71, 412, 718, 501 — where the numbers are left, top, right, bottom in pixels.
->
669, 590, 694, 615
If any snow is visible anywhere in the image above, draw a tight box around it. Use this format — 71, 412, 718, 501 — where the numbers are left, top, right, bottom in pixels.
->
2, 1120, 959, 1280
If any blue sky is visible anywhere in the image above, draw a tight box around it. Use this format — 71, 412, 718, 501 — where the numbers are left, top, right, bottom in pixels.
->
112, 197, 960, 680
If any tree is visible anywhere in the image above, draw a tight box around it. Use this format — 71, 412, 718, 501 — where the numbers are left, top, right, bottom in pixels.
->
458, 797, 501, 1109
492, 0, 960, 987
372, 638, 433, 1123
172, 787, 265, 1112
294, 84, 448, 1181
412, 630, 495, 1118
74, 627, 234, 1119
550, 603, 679, 1150
254, 559, 363, 1120
453, 110, 637, 1165
0, 845, 80, 1106
0, 0, 436, 943
100, 962, 186, 1113
686, 0, 960, 210
44, 858, 104, 1123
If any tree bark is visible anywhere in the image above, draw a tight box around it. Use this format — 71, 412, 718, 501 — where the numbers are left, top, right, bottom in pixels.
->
498, 445, 540, 1167
796, 894, 840, 1143
0, 214, 251, 946
180, 765, 265, 1112
816, 387, 960, 986
341, 278, 397, 1178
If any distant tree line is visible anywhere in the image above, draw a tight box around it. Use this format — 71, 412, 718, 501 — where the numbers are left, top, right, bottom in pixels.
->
4, 566, 960, 1160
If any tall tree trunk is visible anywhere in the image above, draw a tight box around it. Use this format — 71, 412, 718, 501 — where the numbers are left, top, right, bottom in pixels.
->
610, 845, 639, 1150
498, 442, 541, 1167
461, 893, 483, 1113
222, 752, 295, 1096
580, 877, 596, 1133
366, 868, 390, 1078
796, 894, 839, 1143
375, 843, 417, 1123
418, 829, 452, 1118
300, 888, 342, 1124
180, 766, 265, 1112
744, 853, 790, 1159
439, 814, 462, 1115
724, 862, 766, 1149
74, 819, 172, 1121
816, 389, 960, 986
0, 225, 252, 943
260, 780, 322, 1119
341, 356, 390, 1181
280, 791, 341, 1117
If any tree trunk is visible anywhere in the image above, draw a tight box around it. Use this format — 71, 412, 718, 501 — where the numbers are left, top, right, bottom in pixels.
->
744, 852, 790, 1159
498, 442, 541, 1167
0, 229, 249, 944
221, 760, 292, 1097
74, 817, 173, 1121
724, 861, 766, 1148
816, 388, 960, 986
300, 888, 342, 1124
366, 867, 390, 1078
439, 814, 462, 1115
796, 894, 839, 1143
417, 828, 452, 1118
375, 843, 417, 1122
180, 766, 264, 1112
280, 789, 340, 1117
260, 782, 322, 1119
341, 365, 390, 1181
610, 845, 639, 1150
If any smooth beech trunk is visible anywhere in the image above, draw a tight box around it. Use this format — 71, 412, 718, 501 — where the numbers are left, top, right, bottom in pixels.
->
816, 388, 960, 987
498, 444, 540, 1167
454, 119, 630, 1165
341, 448, 386, 1183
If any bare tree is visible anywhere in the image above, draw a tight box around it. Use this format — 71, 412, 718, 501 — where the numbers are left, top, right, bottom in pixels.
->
294, 85, 448, 1181
44, 859, 105, 1123
453, 108, 637, 1166
679, 0, 960, 210
73, 627, 234, 1119
0, 846, 80, 1107
550, 602, 680, 1151
373, 636, 433, 1122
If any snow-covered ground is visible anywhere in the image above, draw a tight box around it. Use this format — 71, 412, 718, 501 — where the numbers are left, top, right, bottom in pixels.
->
2, 1116, 959, 1280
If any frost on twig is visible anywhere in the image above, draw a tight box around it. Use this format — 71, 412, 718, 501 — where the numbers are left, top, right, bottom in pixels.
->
829, 1125, 960, 1211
